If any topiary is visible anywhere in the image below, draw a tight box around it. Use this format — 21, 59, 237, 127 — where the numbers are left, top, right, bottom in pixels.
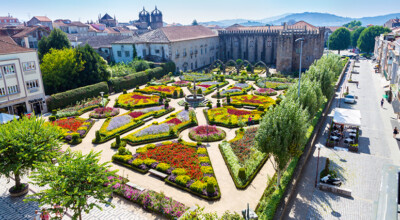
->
123, 89, 127, 94
179, 89, 184, 97
116, 134, 121, 146
118, 146, 126, 155
71, 133, 81, 145
49, 116, 56, 122
238, 167, 246, 181
206, 181, 215, 194
216, 99, 221, 107
164, 100, 169, 108
197, 88, 202, 95
95, 130, 101, 142
217, 91, 220, 99
169, 128, 175, 136
173, 90, 178, 98
184, 102, 189, 111
207, 101, 212, 109
197, 141, 202, 146
226, 94, 231, 104
52, 109, 57, 115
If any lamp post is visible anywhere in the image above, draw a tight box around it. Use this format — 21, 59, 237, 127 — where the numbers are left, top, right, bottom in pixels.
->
100, 92, 104, 107
315, 143, 322, 188
295, 38, 304, 98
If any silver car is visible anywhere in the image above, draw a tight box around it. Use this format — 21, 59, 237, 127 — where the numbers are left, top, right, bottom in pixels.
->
344, 95, 356, 104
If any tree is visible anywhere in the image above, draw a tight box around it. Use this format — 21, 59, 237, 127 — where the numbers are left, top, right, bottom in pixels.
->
328, 27, 351, 54
0, 115, 63, 193
285, 77, 324, 118
26, 150, 117, 220
350, 26, 366, 48
357, 26, 391, 53
76, 44, 110, 87
255, 99, 309, 187
192, 19, 198, 25
343, 20, 362, 29
41, 48, 85, 94
130, 59, 150, 72
38, 28, 71, 61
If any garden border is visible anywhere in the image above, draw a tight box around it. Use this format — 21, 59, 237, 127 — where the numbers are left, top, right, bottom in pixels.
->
203, 109, 260, 128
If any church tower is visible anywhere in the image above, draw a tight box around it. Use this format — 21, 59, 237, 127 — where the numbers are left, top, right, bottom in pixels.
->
150, 6, 163, 29
139, 7, 150, 25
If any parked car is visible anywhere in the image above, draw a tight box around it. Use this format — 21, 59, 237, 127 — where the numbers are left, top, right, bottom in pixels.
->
344, 94, 356, 104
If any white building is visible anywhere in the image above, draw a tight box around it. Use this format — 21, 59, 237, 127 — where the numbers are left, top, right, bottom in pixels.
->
53, 20, 89, 35
0, 35, 47, 115
112, 25, 219, 72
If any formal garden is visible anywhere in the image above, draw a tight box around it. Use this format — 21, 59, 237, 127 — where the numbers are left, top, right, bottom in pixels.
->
0, 37, 348, 220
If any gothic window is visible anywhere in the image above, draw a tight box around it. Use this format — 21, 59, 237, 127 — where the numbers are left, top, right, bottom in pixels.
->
267, 41, 272, 47
250, 40, 254, 48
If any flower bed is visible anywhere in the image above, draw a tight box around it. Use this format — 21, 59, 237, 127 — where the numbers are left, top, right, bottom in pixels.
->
52, 117, 95, 144
212, 83, 252, 98
122, 110, 197, 146
115, 92, 160, 110
112, 140, 220, 200
219, 127, 268, 188
255, 88, 278, 96
189, 81, 229, 95
106, 174, 188, 218
179, 73, 214, 82
256, 78, 291, 90
205, 106, 263, 128
230, 95, 275, 109
89, 107, 119, 119
137, 85, 183, 98
149, 75, 175, 85
189, 125, 226, 142
94, 106, 174, 144
55, 97, 108, 118
172, 80, 191, 87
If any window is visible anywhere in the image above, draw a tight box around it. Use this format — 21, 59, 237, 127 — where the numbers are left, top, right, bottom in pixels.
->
7, 85, 19, 95
183, 49, 187, 57
125, 51, 130, 57
267, 41, 272, 47
22, 61, 36, 71
201, 48, 203, 55
117, 51, 122, 57
142, 49, 147, 57
155, 49, 160, 54
2, 65, 16, 75
26, 79, 39, 89
0, 88, 5, 96
205, 48, 207, 54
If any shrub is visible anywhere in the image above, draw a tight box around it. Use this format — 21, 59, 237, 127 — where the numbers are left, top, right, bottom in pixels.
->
165, 100, 169, 109
47, 82, 108, 110
226, 94, 231, 104
205, 177, 217, 187
197, 148, 207, 154
179, 90, 184, 97
184, 102, 189, 111
206, 181, 215, 194
198, 157, 210, 163
175, 175, 191, 186
132, 159, 144, 166
116, 134, 121, 146
123, 89, 127, 94
216, 99, 221, 107
52, 109, 57, 115
71, 133, 81, 144
95, 130, 101, 142
156, 163, 171, 172
117, 146, 128, 155
197, 88, 202, 95
217, 91, 220, 99
173, 90, 178, 98
144, 158, 156, 166
207, 101, 212, 109
189, 180, 205, 193
201, 166, 213, 174
172, 168, 187, 175
238, 167, 246, 181
49, 116, 56, 122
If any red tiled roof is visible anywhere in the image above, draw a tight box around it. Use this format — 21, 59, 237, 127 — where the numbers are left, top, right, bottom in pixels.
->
0, 35, 34, 54
12, 26, 49, 38
33, 16, 52, 22
160, 25, 217, 42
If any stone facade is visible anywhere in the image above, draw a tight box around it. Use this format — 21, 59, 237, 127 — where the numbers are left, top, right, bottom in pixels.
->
218, 24, 325, 73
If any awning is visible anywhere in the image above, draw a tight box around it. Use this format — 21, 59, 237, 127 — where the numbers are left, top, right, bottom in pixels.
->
333, 108, 361, 127
392, 98, 400, 114
0, 113, 19, 124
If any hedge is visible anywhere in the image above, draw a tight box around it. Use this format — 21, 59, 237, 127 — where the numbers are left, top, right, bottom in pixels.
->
47, 82, 109, 110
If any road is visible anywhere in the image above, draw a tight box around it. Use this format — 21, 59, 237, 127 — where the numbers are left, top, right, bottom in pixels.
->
283, 58, 400, 219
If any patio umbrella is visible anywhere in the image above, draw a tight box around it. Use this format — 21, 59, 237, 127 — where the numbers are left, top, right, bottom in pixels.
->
383, 94, 388, 99
0, 113, 19, 124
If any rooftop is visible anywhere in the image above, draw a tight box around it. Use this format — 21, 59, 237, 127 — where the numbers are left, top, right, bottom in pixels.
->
32, 16, 52, 22
0, 35, 35, 55
68, 35, 131, 48
225, 21, 320, 32
12, 26, 50, 38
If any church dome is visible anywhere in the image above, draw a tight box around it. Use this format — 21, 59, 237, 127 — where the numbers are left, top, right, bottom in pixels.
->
139, 7, 150, 16
151, 6, 162, 16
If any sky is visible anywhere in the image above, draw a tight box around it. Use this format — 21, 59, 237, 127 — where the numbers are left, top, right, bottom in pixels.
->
1, 0, 399, 24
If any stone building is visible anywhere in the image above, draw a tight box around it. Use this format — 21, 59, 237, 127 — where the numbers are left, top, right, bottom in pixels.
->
218, 21, 325, 72
98, 13, 117, 27
384, 18, 400, 29
0, 26, 50, 49
0, 35, 47, 115
131, 7, 163, 33
27, 16, 53, 30
53, 20, 89, 35
112, 25, 219, 71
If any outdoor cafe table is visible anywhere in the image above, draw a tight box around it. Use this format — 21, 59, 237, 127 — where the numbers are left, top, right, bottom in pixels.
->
344, 138, 354, 144
347, 129, 357, 133
330, 136, 339, 141
349, 133, 356, 138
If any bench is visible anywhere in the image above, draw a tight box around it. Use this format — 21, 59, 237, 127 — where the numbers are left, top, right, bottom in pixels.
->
143, 117, 153, 122
149, 169, 168, 179
126, 182, 145, 191
318, 183, 352, 197
243, 105, 257, 110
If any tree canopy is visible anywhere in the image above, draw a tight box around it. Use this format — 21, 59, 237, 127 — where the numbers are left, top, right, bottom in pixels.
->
255, 99, 309, 187
357, 26, 391, 53
0, 115, 63, 191
328, 27, 351, 54
350, 26, 366, 48
38, 28, 71, 61
26, 150, 117, 220
343, 20, 362, 29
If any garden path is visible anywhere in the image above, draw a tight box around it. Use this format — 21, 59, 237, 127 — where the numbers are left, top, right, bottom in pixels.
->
61, 75, 276, 216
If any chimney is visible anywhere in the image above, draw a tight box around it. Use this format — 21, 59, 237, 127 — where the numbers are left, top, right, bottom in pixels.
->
24, 37, 30, 48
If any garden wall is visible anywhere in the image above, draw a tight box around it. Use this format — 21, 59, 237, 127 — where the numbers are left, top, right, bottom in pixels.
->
272, 59, 350, 220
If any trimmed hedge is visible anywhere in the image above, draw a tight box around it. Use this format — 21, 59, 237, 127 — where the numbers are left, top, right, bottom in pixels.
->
109, 67, 166, 93
47, 82, 109, 110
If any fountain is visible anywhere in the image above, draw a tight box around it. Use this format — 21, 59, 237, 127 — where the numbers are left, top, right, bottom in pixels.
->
185, 79, 205, 105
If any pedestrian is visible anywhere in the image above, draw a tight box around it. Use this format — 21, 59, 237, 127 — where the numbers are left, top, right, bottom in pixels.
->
381, 98, 384, 108
356, 81, 359, 88
33, 210, 41, 220
40, 208, 50, 220
54, 204, 61, 218
394, 127, 399, 138
248, 116, 252, 126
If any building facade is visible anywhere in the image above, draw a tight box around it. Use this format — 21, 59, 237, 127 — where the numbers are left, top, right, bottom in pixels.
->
99, 13, 117, 27
131, 7, 163, 33
0, 15, 20, 26
53, 20, 89, 34
0, 36, 47, 116
218, 21, 325, 73
27, 16, 53, 30
384, 18, 400, 29
0, 26, 50, 49
112, 25, 219, 71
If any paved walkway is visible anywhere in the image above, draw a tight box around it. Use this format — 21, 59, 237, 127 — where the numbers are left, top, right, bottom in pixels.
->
283, 58, 400, 219
61, 76, 276, 216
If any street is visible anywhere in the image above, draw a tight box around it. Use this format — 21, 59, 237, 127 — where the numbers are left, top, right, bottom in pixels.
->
284, 57, 400, 219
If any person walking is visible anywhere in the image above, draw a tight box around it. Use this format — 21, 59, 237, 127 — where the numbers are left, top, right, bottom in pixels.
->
394, 127, 399, 138
33, 210, 41, 220
381, 98, 384, 108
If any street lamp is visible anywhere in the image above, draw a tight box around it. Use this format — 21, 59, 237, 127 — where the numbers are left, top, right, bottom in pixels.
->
315, 143, 323, 188
100, 91, 104, 107
295, 38, 304, 98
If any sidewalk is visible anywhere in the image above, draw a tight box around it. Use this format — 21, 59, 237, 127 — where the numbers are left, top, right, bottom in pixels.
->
283, 59, 400, 219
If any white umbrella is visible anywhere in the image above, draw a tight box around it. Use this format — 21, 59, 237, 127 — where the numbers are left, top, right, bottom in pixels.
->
0, 113, 19, 124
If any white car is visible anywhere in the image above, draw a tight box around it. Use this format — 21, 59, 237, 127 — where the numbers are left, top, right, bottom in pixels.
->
344, 95, 356, 104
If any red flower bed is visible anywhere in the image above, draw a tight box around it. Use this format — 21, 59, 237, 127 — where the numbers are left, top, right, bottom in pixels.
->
129, 111, 144, 118
231, 127, 258, 164
166, 118, 182, 125
227, 108, 252, 116
197, 84, 211, 88
138, 143, 203, 180
94, 107, 114, 114
241, 96, 263, 104
231, 87, 243, 90
53, 118, 84, 132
